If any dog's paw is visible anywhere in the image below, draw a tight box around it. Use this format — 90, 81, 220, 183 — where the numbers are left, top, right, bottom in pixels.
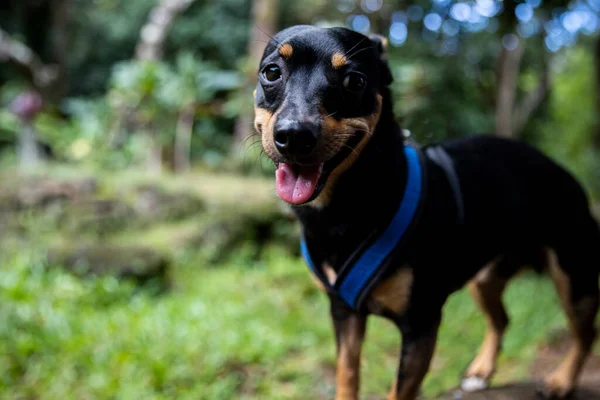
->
535, 377, 575, 399
460, 376, 489, 393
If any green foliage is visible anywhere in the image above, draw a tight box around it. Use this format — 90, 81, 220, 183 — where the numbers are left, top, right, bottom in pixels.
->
538, 46, 600, 200
157, 53, 243, 108
391, 56, 495, 142
35, 98, 113, 161
0, 246, 572, 399
69, 0, 157, 95
66, 0, 251, 96
1, 0, 598, 183
0, 165, 587, 398
105, 54, 242, 168
166, 0, 252, 69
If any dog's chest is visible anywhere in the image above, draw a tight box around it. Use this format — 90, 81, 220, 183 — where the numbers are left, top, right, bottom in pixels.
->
313, 263, 414, 316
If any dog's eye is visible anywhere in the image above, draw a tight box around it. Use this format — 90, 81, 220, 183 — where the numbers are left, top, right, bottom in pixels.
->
343, 72, 366, 92
263, 64, 282, 82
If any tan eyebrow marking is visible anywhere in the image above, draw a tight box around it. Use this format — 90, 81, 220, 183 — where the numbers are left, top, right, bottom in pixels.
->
331, 53, 347, 69
278, 43, 293, 59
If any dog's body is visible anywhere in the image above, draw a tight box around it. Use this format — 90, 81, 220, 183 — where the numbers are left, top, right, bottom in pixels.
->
254, 25, 600, 400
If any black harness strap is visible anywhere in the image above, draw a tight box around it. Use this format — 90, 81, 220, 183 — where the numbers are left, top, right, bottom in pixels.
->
425, 146, 464, 224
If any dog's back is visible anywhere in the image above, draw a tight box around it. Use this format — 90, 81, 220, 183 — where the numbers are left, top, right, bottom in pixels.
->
442, 135, 598, 258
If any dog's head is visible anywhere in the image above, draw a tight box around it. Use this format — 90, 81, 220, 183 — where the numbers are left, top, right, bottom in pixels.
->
254, 26, 393, 206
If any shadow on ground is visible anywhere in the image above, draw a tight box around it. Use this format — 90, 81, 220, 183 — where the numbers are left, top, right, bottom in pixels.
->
433, 382, 600, 400
434, 329, 600, 400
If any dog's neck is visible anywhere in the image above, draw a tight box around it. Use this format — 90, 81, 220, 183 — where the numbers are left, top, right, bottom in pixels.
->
293, 89, 410, 271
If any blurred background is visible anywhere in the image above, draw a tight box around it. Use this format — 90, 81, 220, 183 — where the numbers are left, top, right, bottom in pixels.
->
0, 0, 599, 399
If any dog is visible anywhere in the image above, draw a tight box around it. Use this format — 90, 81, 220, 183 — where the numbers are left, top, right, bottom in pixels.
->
253, 25, 600, 400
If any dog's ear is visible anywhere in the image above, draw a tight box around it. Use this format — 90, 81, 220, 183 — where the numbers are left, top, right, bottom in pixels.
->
369, 34, 393, 86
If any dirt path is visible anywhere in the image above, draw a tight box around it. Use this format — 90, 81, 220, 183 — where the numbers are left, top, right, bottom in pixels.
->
434, 382, 600, 400
530, 330, 600, 389
433, 330, 600, 400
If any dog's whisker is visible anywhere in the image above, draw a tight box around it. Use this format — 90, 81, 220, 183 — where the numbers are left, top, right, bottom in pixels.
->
343, 37, 366, 58
255, 24, 281, 46
347, 45, 374, 60
341, 143, 359, 157
242, 133, 260, 147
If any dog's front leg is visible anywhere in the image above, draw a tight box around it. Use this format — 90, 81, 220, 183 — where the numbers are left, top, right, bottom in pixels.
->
330, 296, 367, 400
388, 311, 441, 400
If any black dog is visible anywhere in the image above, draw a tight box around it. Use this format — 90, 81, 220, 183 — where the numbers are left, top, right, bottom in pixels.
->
253, 25, 600, 400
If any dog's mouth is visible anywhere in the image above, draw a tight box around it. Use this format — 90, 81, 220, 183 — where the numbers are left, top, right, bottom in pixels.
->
274, 132, 364, 205
275, 163, 323, 204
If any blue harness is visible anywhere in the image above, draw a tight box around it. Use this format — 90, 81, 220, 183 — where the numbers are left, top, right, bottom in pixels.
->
300, 145, 424, 310
300, 144, 463, 311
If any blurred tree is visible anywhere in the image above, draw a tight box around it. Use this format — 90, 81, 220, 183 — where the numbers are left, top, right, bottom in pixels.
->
595, 37, 600, 148
0, 28, 55, 169
159, 54, 242, 172
232, 0, 279, 149
108, 60, 171, 174
136, 0, 196, 61
495, 38, 525, 138
134, 0, 196, 173
0, 0, 71, 102
9, 90, 45, 170
0, 27, 59, 96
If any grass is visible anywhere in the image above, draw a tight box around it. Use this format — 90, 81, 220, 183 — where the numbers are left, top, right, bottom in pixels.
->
0, 167, 595, 399
0, 244, 579, 400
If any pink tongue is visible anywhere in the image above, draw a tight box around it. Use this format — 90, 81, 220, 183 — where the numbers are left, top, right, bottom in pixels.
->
276, 163, 323, 204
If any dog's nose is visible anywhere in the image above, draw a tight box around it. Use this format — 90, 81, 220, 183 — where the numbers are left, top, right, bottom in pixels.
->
273, 120, 319, 157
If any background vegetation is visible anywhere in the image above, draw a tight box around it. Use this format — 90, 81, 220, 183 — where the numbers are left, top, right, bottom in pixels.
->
0, 0, 599, 398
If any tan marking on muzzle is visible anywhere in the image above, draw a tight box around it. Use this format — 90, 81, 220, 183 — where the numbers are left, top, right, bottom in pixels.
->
331, 53, 347, 69
278, 43, 294, 59
254, 106, 281, 161
253, 107, 273, 135
309, 94, 383, 208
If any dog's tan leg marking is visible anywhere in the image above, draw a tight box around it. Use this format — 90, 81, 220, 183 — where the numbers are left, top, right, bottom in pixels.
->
462, 260, 509, 391
309, 263, 337, 292
334, 312, 366, 400
323, 263, 338, 285
543, 249, 599, 398
388, 323, 440, 400
310, 274, 326, 291
368, 268, 413, 315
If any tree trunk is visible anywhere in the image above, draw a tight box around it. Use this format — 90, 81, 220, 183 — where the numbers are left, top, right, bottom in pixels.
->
232, 0, 279, 151
594, 36, 600, 149
19, 122, 44, 171
0, 0, 70, 102
495, 40, 525, 138
134, 0, 196, 173
512, 58, 552, 137
0, 27, 59, 90
48, 0, 71, 102
135, 0, 195, 61
174, 104, 195, 172
147, 132, 163, 175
